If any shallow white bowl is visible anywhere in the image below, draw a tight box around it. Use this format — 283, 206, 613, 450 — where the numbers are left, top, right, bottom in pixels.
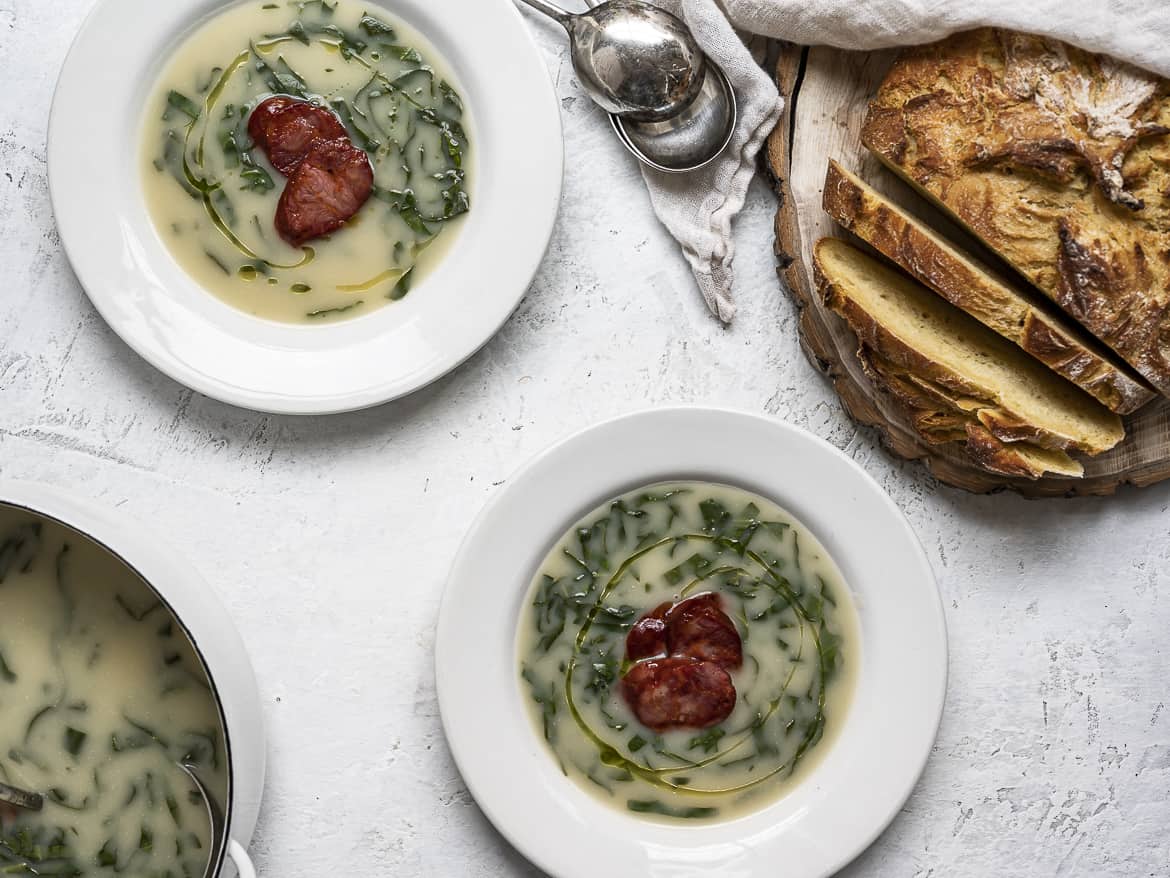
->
436, 407, 947, 878
48, 0, 562, 414
0, 481, 265, 878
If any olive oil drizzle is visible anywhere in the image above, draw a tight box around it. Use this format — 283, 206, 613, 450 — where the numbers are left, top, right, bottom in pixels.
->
562, 535, 829, 795
523, 489, 846, 817
154, 1, 470, 318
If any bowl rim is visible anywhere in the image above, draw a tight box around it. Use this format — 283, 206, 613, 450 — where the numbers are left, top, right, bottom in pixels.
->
47, 0, 564, 414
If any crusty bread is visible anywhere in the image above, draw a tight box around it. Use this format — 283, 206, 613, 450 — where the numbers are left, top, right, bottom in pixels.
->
813, 238, 1125, 477
858, 347, 1085, 478
822, 160, 1157, 415
862, 29, 1170, 396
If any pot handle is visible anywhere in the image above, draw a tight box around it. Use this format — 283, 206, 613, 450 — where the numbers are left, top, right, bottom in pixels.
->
227, 840, 257, 878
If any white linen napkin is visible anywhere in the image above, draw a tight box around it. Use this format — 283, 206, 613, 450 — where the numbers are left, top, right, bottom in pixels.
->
648, 0, 1170, 322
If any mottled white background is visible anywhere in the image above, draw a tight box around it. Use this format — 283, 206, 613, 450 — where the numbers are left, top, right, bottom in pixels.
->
1, 1, 1168, 875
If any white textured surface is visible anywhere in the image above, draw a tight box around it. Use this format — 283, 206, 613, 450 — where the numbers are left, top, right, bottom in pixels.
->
1, 2, 1168, 876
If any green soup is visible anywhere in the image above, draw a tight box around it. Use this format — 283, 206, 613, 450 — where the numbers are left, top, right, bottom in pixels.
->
517, 482, 860, 822
141, 0, 472, 323
0, 510, 227, 876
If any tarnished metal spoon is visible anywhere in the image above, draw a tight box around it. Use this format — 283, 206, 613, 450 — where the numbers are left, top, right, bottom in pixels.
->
609, 60, 737, 173
178, 762, 228, 878
517, 0, 738, 173
0, 780, 43, 813
0, 770, 230, 878
516, 0, 706, 122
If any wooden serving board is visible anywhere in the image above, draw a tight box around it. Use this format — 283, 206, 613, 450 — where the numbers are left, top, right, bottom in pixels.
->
763, 44, 1170, 497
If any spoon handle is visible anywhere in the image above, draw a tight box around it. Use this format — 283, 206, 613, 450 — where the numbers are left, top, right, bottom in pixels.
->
0, 781, 43, 812
178, 762, 227, 878
515, 0, 575, 26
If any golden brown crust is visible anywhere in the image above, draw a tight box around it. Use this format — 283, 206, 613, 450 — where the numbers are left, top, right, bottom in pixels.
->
855, 343, 1083, 479
812, 236, 1129, 477
822, 160, 1157, 414
962, 424, 1044, 479
818, 272, 1097, 453
962, 424, 1084, 480
862, 28, 1170, 396
853, 348, 970, 442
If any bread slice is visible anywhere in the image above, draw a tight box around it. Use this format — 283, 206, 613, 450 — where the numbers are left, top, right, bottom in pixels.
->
822, 160, 1156, 415
857, 346, 1085, 478
861, 29, 1170, 397
813, 238, 1124, 475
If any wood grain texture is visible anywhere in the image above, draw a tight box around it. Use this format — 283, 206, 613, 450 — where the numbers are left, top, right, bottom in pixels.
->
764, 44, 1170, 497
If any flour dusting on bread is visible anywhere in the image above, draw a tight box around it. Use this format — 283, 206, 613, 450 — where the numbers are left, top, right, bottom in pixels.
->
998, 32, 1165, 208
863, 29, 1170, 396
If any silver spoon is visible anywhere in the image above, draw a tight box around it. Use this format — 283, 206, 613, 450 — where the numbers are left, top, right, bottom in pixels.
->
610, 60, 736, 173
0, 780, 43, 813
517, 0, 737, 173
0, 771, 223, 877
517, 0, 706, 121
178, 762, 228, 878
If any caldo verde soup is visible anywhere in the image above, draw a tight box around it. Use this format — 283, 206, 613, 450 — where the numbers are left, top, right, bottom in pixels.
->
0, 509, 227, 876
518, 482, 859, 821
141, 0, 471, 323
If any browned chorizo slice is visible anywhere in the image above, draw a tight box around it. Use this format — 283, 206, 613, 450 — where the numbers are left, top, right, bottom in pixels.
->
625, 602, 671, 662
665, 592, 742, 671
257, 101, 348, 176
620, 657, 735, 732
247, 96, 298, 151
275, 138, 374, 247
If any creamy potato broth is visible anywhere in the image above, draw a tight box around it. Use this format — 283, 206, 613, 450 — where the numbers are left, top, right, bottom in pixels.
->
518, 482, 860, 822
0, 509, 227, 876
140, 0, 472, 323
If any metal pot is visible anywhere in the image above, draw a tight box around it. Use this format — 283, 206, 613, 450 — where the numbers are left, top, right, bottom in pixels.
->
0, 480, 265, 877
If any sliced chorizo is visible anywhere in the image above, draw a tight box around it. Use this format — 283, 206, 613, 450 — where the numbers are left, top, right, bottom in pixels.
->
665, 592, 742, 671
625, 602, 671, 662
247, 96, 298, 151
620, 657, 735, 732
275, 138, 373, 247
250, 99, 348, 176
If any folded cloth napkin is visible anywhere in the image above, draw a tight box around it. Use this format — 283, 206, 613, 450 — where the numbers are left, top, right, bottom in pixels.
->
648, 0, 1170, 322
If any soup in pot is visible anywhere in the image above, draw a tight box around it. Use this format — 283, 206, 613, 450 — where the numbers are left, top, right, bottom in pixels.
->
0, 508, 228, 876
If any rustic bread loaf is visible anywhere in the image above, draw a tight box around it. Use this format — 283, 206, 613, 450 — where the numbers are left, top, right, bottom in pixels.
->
813, 237, 1125, 477
822, 160, 1157, 414
861, 28, 1170, 396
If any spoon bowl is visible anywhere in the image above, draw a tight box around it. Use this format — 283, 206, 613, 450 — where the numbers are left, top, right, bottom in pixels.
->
565, 0, 706, 122
517, 0, 738, 174
610, 61, 738, 173
518, 0, 706, 121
